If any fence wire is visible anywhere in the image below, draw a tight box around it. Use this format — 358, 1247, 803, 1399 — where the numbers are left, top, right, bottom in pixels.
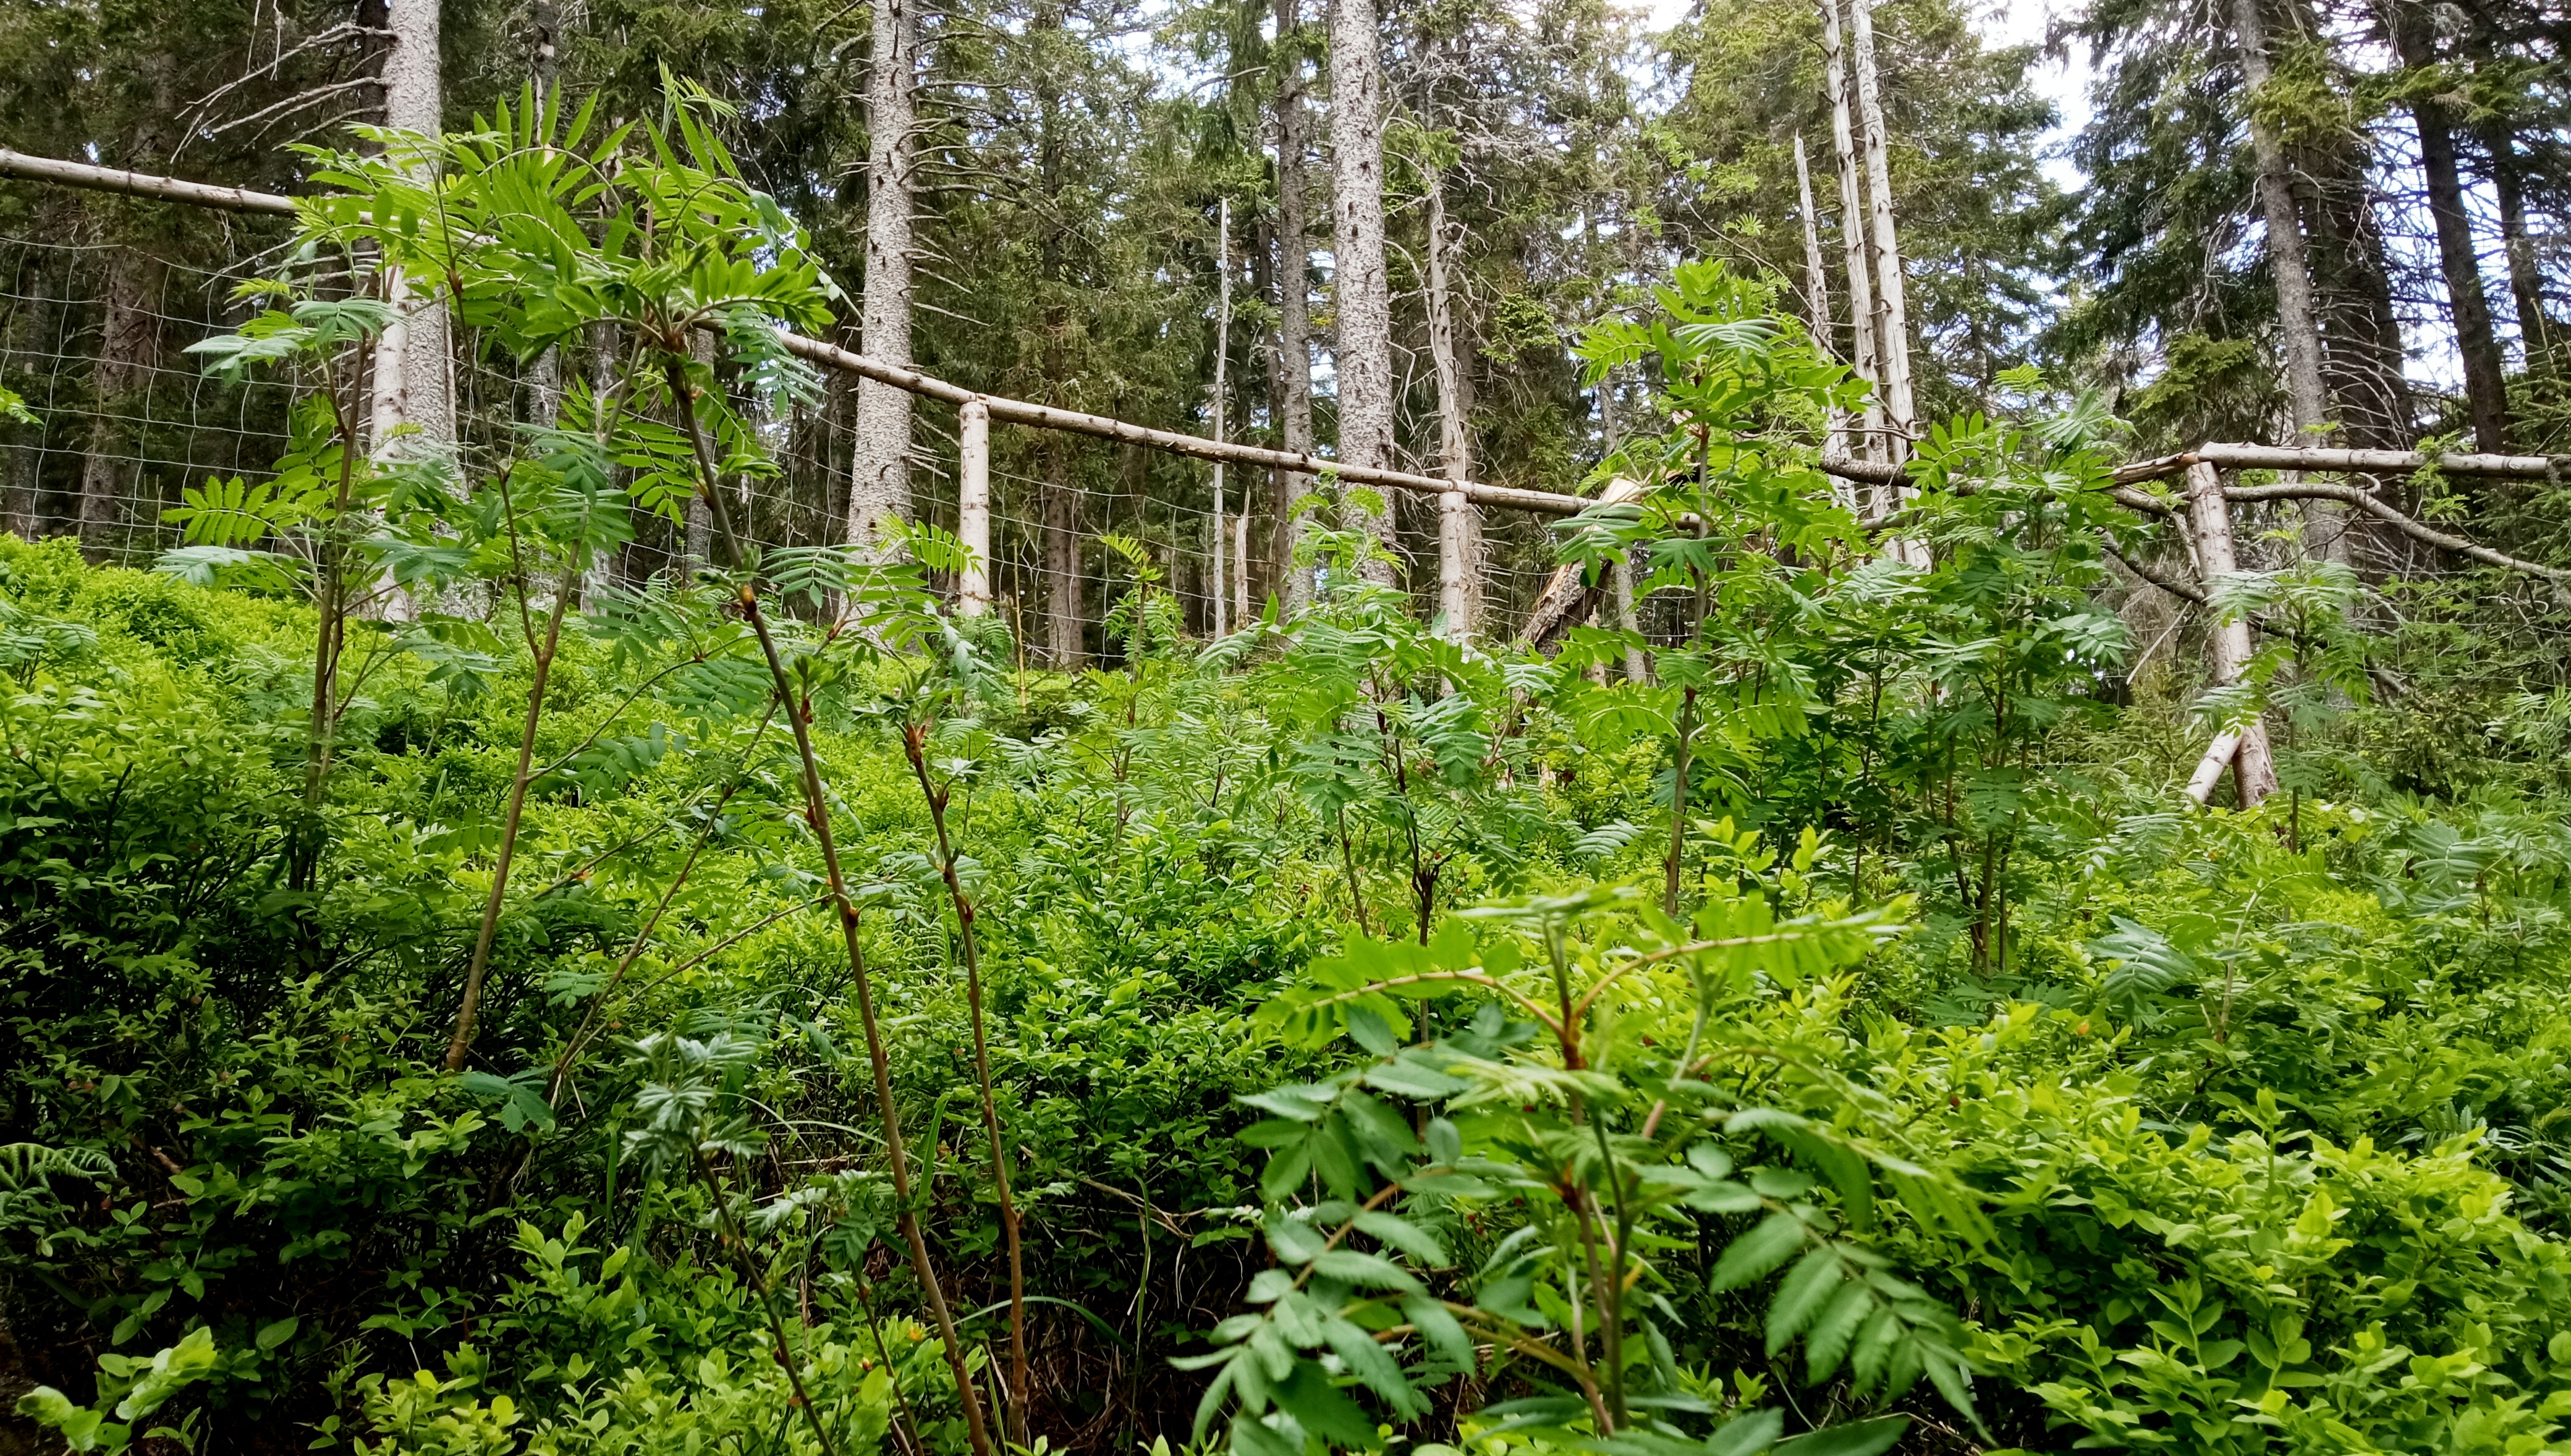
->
0, 231, 1572, 662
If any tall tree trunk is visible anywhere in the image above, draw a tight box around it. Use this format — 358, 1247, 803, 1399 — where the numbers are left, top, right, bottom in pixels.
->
1274, 0, 1319, 609
371, 0, 455, 461
77, 244, 161, 562
2, 248, 56, 541
848, 0, 920, 552
1793, 135, 1852, 478
2486, 130, 2552, 364
1818, 0, 1881, 473
523, 0, 564, 445
1845, 0, 1914, 458
2388, 4, 2508, 452
368, 0, 455, 620
1041, 433, 1082, 667
2230, 0, 2340, 556
1327, 0, 1397, 586
1032, 0, 1081, 667
2303, 184, 2410, 455
1424, 167, 1479, 637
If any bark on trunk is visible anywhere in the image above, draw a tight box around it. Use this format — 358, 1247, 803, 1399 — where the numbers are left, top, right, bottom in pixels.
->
848, 0, 920, 552
2183, 460, 2278, 807
2388, 6, 2507, 452
1274, 0, 1319, 609
371, 0, 456, 461
1844, 0, 1914, 457
2, 247, 52, 540
1818, 0, 1882, 475
2487, 130, 2552, 363
1041, 434, 1082, 668
1424, 167, 1479, 637
2230, 0, 2340, 556
1327, 0, 1397, 586
77, 245, 161, 562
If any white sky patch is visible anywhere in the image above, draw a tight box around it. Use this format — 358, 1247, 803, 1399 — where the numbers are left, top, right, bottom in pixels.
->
1980, 0, 2093, 192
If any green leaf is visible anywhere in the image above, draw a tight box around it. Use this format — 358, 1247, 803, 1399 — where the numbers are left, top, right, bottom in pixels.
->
1353, 1209, 1449, 1267
1402, 1295, 1475, 1373
1706, 1408, 1785, 1456
1804, 1280, 1874, 1380
1765, 1249, 1842, 1354
1773, 1416, 1910, 1456
1260, 1138, 1316, 1203
1710, 1212, 1808, 1293
1310, 1249, 1424, 1292
1266, 1216, 1326, 1266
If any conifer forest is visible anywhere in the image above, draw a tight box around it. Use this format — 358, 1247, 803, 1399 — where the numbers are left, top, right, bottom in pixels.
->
4, 0, 2571, 1449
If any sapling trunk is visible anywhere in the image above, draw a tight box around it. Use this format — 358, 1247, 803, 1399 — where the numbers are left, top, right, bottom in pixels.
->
900, 721, 1029, 1445
444, 556, 579, 1072
1663, 686, 1696, 919
663, 352, 999, 1456
294, 356, 370, 902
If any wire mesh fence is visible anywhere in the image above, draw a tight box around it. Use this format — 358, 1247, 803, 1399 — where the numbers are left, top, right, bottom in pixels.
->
0, 229, 1574, 662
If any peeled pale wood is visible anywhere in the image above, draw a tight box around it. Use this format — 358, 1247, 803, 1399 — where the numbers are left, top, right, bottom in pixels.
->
1517, 476, 1648, 648
2185, 730, 2244, 805
1211, 197, 1232, 638
2183, 460, 2276, 807
1845, 0, 1914, 456
2193, 442, 2565, 478
957, 399, 991, 615
1793, 134, 1852, 486
777, 332, 1586, 514
0, 147, 298, 213
1816, 0, 1882, 472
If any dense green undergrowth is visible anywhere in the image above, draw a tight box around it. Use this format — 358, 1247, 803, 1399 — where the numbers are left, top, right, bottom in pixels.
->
12, 104, 2571, 1456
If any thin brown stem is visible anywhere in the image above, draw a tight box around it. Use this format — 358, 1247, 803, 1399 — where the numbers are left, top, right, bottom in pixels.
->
662, 349, 997, 1456
902, 721, 1028, 1445
445, 545, 582, 1072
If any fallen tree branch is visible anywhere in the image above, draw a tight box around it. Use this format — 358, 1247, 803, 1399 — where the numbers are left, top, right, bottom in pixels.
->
2225, 481, 2571, 580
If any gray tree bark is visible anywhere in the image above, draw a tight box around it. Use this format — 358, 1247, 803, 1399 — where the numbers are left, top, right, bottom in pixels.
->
2388, 4, 2508, 452
1793, 134, 1852, 481
848, 0, 920, 553
78, 245, 161, 562
1844, 0, 1913, 455
1273, 0, 1320, 610
1818, 0, 1881, 475
1424, 167, 1479, 637
2230, 0, 2341, 557
1043, 434, 1083, 666
370, 0, 455, 464
1327, 0, 1397, 587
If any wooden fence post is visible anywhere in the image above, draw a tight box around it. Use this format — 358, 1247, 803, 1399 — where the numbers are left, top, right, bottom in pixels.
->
959, 397, 991, 616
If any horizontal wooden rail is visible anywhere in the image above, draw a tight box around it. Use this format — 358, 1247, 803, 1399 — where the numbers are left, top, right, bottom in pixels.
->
0, 147, 1593, 518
